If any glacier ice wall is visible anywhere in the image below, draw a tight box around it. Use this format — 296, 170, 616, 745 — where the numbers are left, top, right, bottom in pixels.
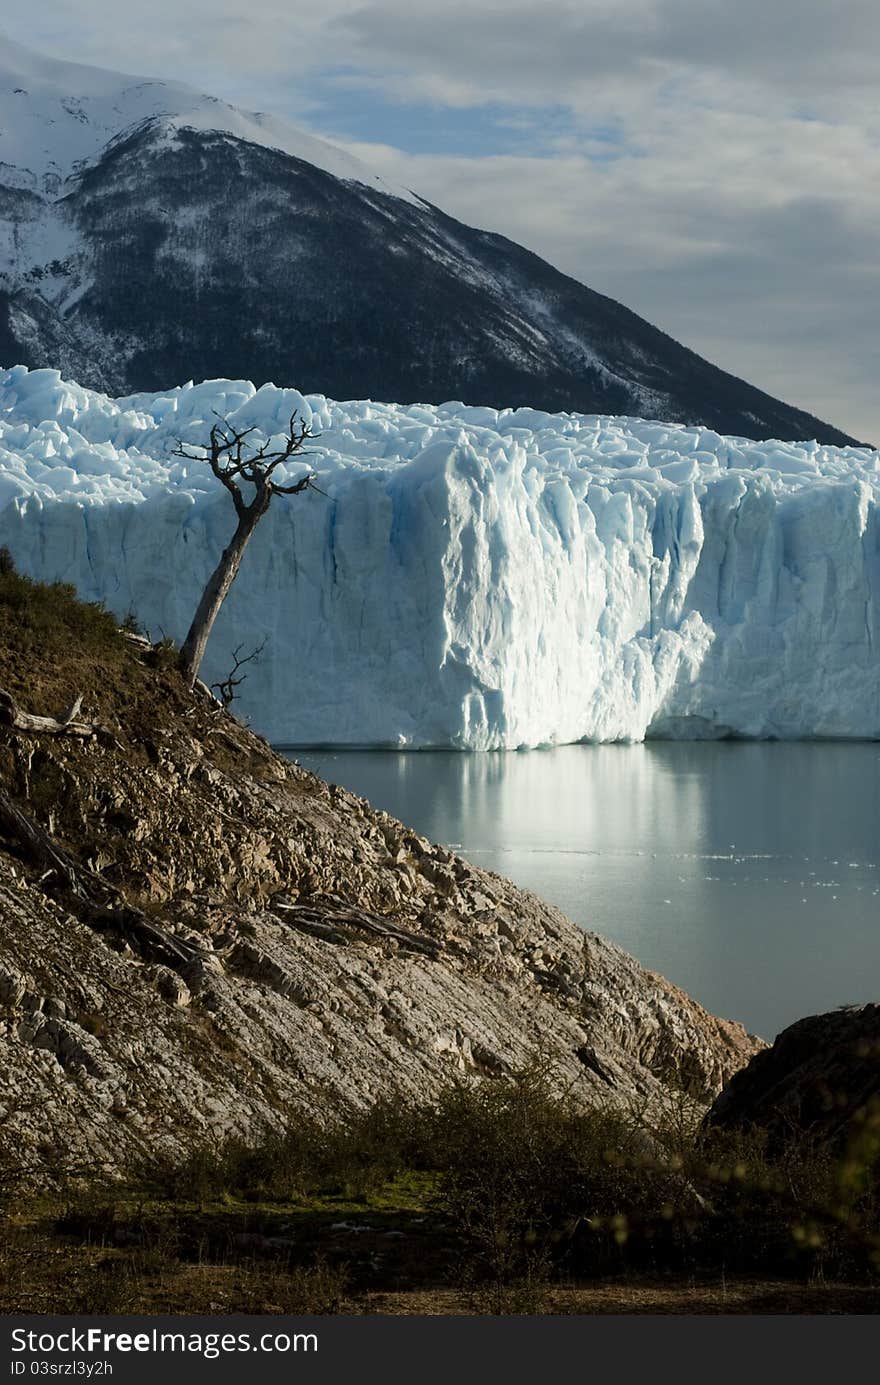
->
0, 365, 878, 747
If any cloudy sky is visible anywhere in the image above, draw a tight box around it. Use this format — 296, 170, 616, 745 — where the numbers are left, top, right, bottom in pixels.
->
4, 1, 878, 442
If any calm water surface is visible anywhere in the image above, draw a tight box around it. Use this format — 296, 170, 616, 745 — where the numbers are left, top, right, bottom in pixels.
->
290, 744, 880, 1040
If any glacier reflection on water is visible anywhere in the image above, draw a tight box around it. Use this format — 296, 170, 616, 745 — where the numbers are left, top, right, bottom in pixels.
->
291, 743, 880, 1040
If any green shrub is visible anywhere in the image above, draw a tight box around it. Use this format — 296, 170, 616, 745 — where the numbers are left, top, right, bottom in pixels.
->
143, 1099, 425, 1206
691, 1109, 880, 1278
148, 637, 182, 672
419, 1066, 688, 1283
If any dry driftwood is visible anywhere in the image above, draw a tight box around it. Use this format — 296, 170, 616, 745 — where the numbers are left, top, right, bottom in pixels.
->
0, 687, 112, 741
85, 903, 210, 969
274, 897, 443, 957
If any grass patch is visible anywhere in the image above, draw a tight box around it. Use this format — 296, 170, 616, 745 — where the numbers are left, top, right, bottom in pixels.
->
0, 549, 126, 662
0, 547, 145, 727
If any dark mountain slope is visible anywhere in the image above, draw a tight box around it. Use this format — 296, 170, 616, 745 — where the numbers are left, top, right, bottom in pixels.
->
0, 111, 860, 444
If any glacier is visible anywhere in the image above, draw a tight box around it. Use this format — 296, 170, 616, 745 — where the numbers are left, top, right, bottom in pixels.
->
0, 364, 878, 748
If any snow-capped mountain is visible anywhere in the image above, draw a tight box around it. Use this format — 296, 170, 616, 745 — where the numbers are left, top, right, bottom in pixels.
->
2, 366, 878, 747
0, 33, 861, 445
0, 33, 412, 197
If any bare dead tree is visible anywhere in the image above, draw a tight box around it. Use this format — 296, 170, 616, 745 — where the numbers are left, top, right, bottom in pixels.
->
211, 639, 267, 710
173, 412, 318, 688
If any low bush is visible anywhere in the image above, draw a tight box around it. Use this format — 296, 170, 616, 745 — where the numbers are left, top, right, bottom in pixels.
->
11, 1065, 878, 1310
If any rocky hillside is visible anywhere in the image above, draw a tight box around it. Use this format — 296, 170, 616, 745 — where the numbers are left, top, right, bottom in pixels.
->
0, 35, 861, 446
0, 573, 761, 1184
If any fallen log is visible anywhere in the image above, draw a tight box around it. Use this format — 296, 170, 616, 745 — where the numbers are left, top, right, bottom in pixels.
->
274, 898, 443, 957
0, 787, 81, 894
0, 687, 112, 740
85, 903, 210, 968
0, 785, 211, 968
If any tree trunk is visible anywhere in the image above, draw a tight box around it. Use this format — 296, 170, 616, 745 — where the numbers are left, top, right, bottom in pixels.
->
180, 509, 262, 687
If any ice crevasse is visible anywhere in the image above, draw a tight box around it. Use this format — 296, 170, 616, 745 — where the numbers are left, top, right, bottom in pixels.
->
0, 364, 878, 748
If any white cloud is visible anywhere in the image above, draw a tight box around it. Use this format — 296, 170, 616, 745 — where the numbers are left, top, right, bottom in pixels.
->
332, 0, 880, 121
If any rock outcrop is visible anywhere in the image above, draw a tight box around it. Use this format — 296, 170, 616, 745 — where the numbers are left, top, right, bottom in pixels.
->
0, 628, 761, 1184
705, 1004, 880, 1151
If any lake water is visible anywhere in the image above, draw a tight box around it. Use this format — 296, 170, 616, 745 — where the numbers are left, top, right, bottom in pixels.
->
290, 743, 880, 1041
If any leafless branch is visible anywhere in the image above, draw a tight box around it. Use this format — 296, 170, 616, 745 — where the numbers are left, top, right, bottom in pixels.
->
173, 412, 318, 510
210, 639, 268, 709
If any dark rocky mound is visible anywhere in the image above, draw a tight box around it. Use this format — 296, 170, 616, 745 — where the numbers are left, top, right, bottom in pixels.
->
705, 1004, 880, 1151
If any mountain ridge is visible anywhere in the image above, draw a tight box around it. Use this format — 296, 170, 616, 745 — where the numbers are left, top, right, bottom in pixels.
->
0, 31, 411, 197
0, 35, 863, 446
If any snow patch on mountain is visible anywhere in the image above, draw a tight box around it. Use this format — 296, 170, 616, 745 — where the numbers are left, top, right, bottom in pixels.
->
1, 366, 878, 747
0, 32, 416, 203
